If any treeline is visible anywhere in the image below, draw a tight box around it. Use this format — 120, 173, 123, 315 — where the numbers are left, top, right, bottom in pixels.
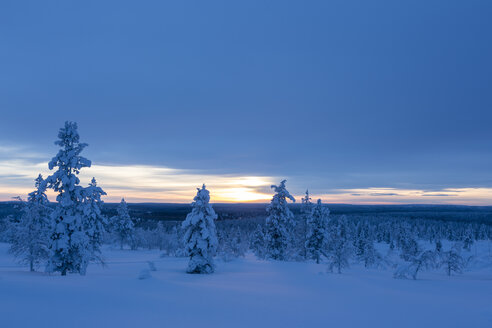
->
1, 121, 491, 278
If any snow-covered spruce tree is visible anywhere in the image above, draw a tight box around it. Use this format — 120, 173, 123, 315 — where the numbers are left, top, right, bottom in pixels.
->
354, 223, 382, 268
354, 222, 367, 259
264, 180, 295, 261
398, 228, 420, 262
45, 121, 92, 276
182, 184, 218, 274
219, 227, 244, 261
360, 236, 382, 268
462, 227, 474, 251
435, 239, 443, 253
327, 216, 352, 273
305, 199, 329, 264
232, 227, 246, 257
217, 230, 234, 262
10, 175, 51, 271
298, 190, 313, 259
111, 198, 135, 249
82, 178, 107, 263
250, 224, 266, 259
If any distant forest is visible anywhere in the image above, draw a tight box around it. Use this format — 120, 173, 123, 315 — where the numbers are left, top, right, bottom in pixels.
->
2, 202, 492, 225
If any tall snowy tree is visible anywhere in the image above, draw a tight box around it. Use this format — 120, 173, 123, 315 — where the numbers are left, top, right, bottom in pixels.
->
82, 177, 107, 263
298, 190, 313, 259
264, 180, 296, 261
111, 198, 135, 249
182, 184, 218, 274
462, 227, 474, 251
327, 216, 352, 273
231, 227, 246, 258
10, 175, 51, 271
360, 237, 382, 268
305, 199, 329, 264
218, 227, 244, 261
217, 230, 234, 262
45, 121, 92, 276
354, 223, 382, 268
250, 224, 266, 259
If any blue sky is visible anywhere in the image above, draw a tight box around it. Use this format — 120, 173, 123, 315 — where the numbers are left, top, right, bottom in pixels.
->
1, 1, 492, 204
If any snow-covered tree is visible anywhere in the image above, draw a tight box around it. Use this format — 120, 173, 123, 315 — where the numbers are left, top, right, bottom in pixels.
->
440, 243, 465, 276
82, 177, 107, 263
219, 227, 245, 261
435, 239, 443, 253
250, 224, 266, 259
231, 227, 245, 257
155, 223, 181, 256
462, 227, 474, 251
305, 199, 329, 264
354, 223, 382, 268
45, 121, 92, 276
360, 238, 382, 268
298, 190, 313, 259
399, 229, 420, 262
264, 180, 295, 260
394, 250, 436, 280
217, 230, 234, 262
9, 175, 51, 271
182, 184, 218, 274
111, 198, 135, 249
327, 216, 352, 273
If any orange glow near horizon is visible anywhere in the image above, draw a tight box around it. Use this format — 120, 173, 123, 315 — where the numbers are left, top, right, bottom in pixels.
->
1, 157, 492, 205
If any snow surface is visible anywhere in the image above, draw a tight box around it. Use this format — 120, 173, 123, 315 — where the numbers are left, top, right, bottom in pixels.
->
0, 242, 491, 328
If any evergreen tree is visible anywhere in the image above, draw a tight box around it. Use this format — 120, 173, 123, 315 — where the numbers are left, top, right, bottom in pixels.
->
82, 177, 107, 263
435, 239, 443, 253
182, 184, 218, 274
354, 222, 367, 258
305, 199, 329, 264
360, 238, 382, 268
231, 227, 245, 258
399, 229, 420, 262
462, 227, 474, 251
111, 198, 135, 249
264, 180, 295, 260
250, 224, 266, 259
217, 229, 234, 262
45, 121, 92, 276
299, 190, 313, 259
327, 216, 352, 273
10, 175, 51, 271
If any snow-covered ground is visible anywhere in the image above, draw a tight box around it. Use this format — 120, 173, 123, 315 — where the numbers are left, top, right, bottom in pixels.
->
0, 242, 491, 328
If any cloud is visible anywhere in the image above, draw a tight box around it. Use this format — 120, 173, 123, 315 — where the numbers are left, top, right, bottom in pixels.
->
369, 193, 399, 196
1, 145, 492, 205
317, 187, 492, 205
421, 193, 457, 197
0, 154, 278, 202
